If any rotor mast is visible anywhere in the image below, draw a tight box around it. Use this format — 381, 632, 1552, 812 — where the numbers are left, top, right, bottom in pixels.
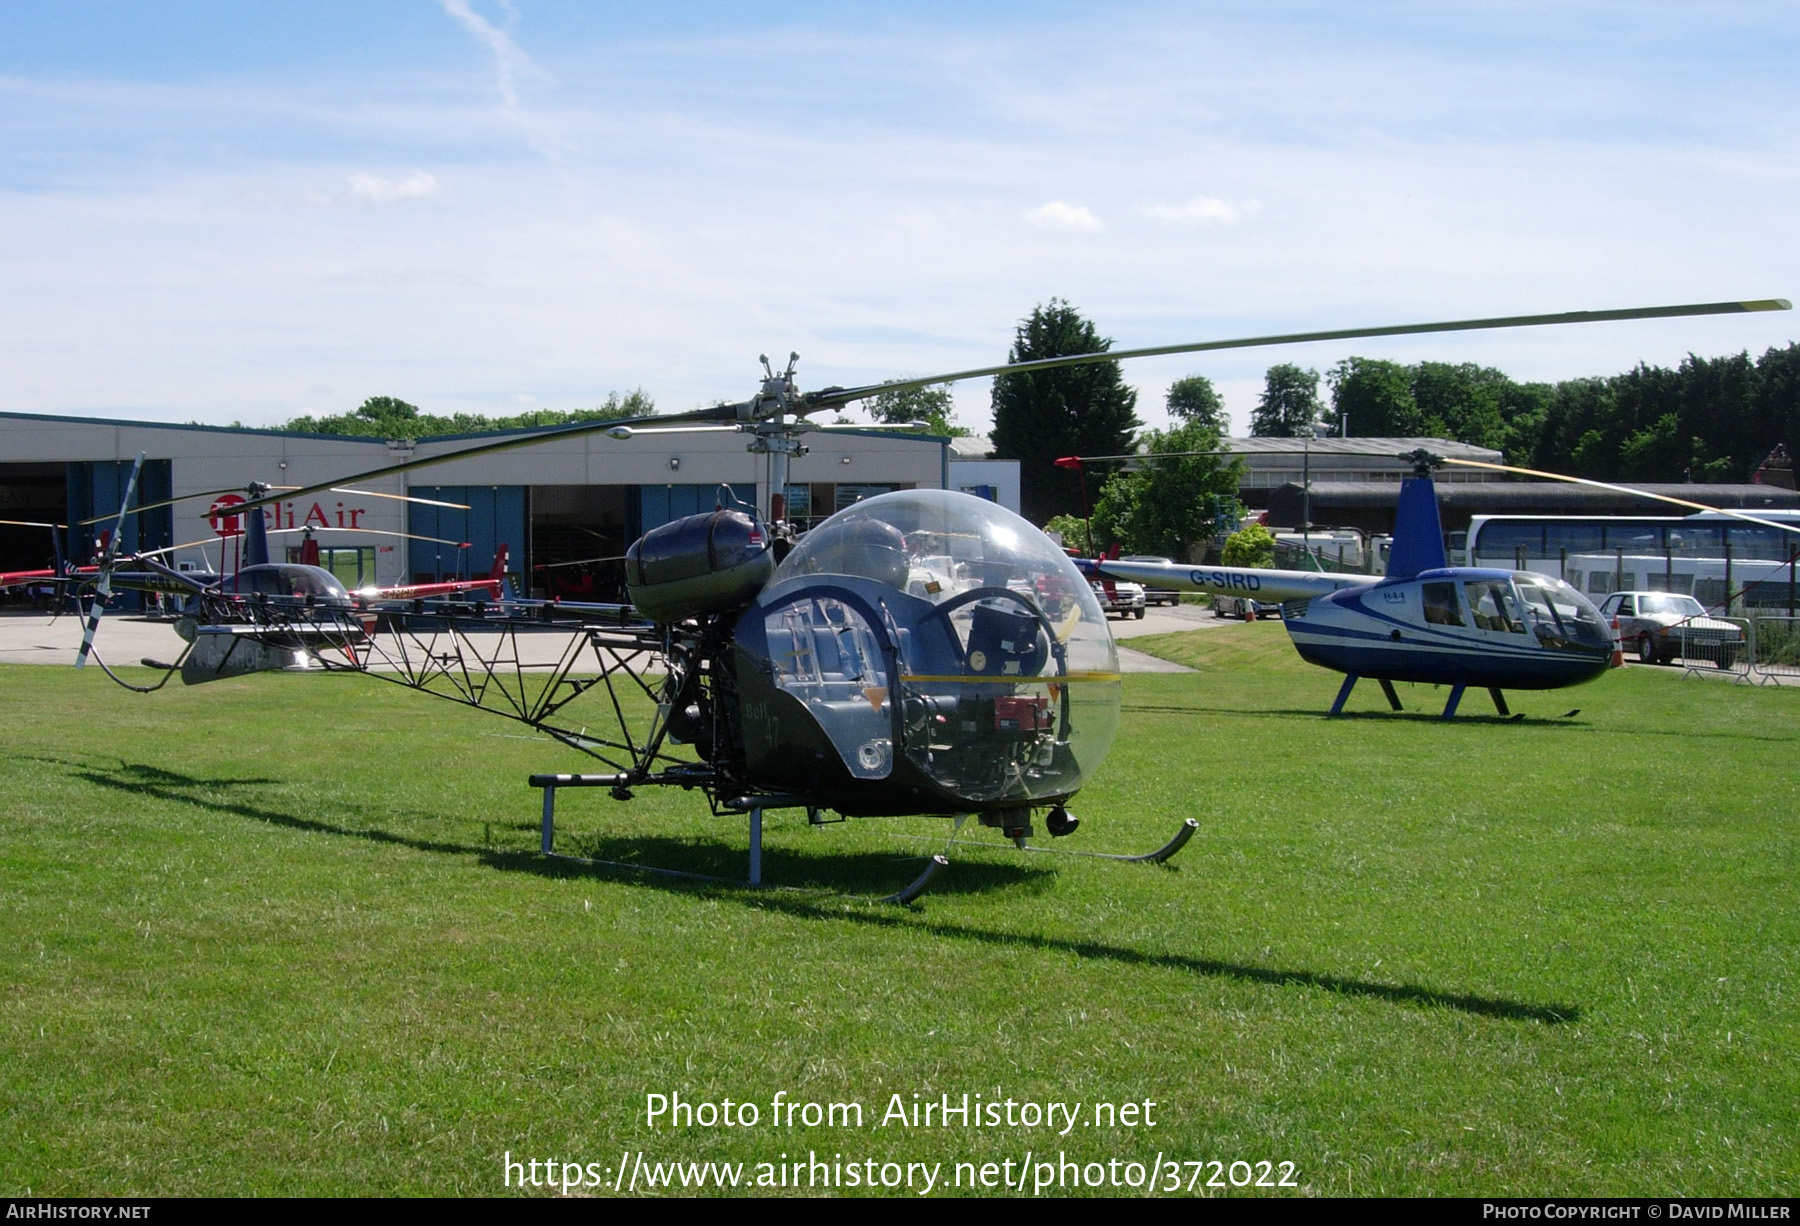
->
746, 352, 808, 525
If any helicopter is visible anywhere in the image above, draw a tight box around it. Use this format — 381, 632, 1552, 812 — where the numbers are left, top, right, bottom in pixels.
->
1095, 451, 1618, 719
66, 474, 518, 688
1096, 450, 1800, 719
75, 297, 1790, 898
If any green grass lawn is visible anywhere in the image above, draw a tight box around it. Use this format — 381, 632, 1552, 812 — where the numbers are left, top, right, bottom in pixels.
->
2, 624, 1796, 1196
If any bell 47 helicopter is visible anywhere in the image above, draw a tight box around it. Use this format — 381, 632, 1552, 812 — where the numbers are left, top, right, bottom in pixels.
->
76, 297, 1789, 899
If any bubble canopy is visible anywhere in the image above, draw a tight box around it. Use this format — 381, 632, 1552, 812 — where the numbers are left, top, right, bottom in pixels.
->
775, 488, 1117, 671
742, 490, 1121, 811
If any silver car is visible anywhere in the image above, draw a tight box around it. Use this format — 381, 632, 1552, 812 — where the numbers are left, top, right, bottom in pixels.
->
1091, 579, 1147, 619
1120, 556, 1182, 606
1597, 590, 1745, 667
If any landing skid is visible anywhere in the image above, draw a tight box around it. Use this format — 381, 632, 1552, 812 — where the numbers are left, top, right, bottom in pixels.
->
1017, 817, 1198, 863
908, 816, 1198, 866
529, 775, 948, 904
1331, 675, 1517, 720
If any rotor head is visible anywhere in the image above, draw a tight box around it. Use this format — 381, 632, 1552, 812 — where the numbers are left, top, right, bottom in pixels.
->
1398, 448, 1443, 479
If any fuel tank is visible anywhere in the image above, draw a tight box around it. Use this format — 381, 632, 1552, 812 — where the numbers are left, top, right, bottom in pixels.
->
625, 508, 774, 623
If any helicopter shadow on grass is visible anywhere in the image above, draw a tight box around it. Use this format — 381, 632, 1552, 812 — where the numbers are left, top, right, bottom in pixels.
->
488, 829, 1580, 1027
56, 756, 1048, 898
20, 753, 287, 789
65, 757, 485, 859
489, 830, 1051, 899
1126, 701, 1800, 742
61, 756, 1579, 1026
1123, 702, 1590, 727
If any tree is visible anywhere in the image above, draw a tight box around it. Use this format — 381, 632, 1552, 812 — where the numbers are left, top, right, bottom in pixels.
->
1165, 374, 1226, 431
283, 390, 655, 439
1327, 358, 1418, 437
864, 382, 968, 437
1250, 364, 1323, 437
1221, 522, 1276, 568
1042, 512, 1092, 554
1089, 419, 1242, 560
990, 300, 1140, 524
1412, 361, 1508, 450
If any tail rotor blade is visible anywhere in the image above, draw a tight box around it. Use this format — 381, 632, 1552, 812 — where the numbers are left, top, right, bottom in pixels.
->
77, 452, 146, 670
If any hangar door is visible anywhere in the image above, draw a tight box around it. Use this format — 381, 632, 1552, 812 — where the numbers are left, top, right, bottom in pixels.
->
407, 486, 527, 584
636, 483, 757, 535
66, 459, 173, 562
64, 461, 173, 611
0, 462, 73, 576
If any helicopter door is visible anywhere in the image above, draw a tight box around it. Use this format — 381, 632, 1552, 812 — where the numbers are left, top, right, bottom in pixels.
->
1420, 580, 1467, 630
762, 595, 896, 779
1463, 580, 1526, 636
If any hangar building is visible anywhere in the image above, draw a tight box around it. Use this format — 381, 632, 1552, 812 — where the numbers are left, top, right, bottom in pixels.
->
0, 411, 993, 600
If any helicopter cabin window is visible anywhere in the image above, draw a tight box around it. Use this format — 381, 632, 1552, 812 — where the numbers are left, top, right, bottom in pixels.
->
1463, 580, 1524, 633
763, 595, 895, 780
1421, 581, 1464, 627
278, 566, 349, 600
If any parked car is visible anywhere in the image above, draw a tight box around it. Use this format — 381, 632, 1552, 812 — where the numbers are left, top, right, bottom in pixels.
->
1120, 556, 1181, 606
1091, 579, 1147, 619
1596, 590, 1745, 667
1212, 594, 1282, 620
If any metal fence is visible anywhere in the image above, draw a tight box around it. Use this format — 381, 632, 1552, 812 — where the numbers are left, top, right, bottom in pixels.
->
1751, 616, 1800, 686
1271, 539, 1378, 575
1677, 617, 1752, 682
1668, 615, 1800, 685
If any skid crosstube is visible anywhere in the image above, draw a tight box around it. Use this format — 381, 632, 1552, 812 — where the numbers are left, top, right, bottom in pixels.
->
529, 775, 948, 904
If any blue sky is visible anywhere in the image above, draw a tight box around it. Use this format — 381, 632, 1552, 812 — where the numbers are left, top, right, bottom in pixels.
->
3, 1, 1796, 434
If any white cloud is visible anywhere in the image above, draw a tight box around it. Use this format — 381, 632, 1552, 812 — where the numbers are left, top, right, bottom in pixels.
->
347, 172, 441, 202
436, 0, 551, 111
2, 7, 1797, 430
1023, 200, 1104, 232
1143, 196, 1260, 225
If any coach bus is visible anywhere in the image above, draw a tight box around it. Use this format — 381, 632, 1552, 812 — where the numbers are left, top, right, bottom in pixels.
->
1464, 511, 1800, 614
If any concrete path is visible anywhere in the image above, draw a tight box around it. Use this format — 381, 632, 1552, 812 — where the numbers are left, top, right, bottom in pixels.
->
1103, 601, 1229, 672
0, 612, 187, 668
1, 602, 1238, 676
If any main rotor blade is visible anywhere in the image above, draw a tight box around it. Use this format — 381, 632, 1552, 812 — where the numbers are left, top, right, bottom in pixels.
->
267, 526, 471, 547
533, 554, 629, 569
79, 484, 302, 526
235, 405, 744, 513
808, 299, 1791, 408
86, 483, 476, 526
328, 487, 471, 510
1441, 458, 1800, 537
134, 535, 229, 558
1072, 448, 1276, 463
601, 423, 744, 438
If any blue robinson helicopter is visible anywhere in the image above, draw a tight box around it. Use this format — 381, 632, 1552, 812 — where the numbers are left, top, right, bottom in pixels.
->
1098, 451, 1621, 719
